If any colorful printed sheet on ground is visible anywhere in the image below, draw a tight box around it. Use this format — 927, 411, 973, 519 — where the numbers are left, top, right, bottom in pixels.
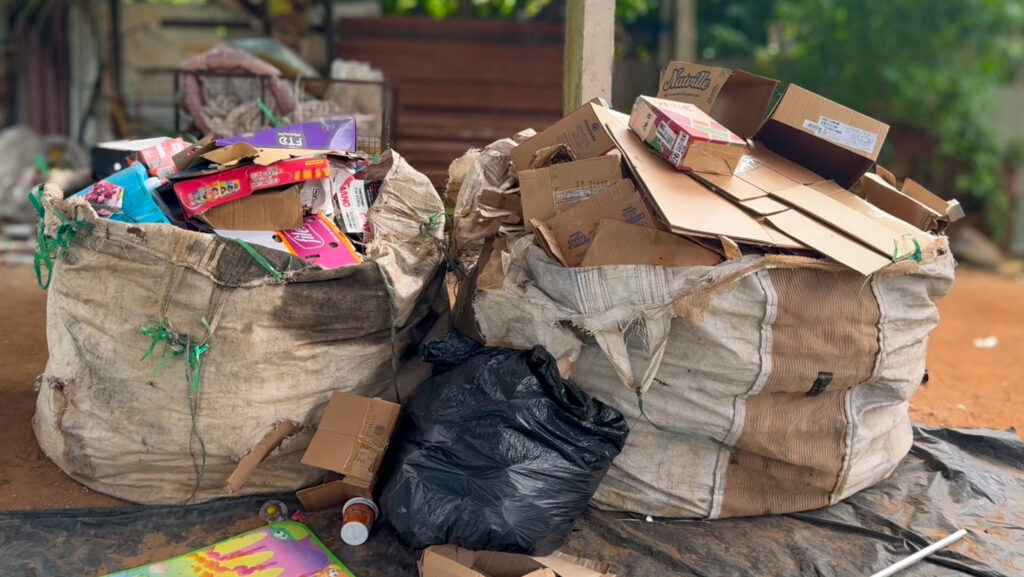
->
101, 522, 353, 577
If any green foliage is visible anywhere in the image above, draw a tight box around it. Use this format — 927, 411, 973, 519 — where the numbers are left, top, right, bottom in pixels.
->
377, 0, 553, 18
696, 0, 774, 60
760, 0, 1024, 238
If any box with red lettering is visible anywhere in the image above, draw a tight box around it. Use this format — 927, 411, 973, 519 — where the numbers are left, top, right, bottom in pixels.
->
173, 157, 330, 218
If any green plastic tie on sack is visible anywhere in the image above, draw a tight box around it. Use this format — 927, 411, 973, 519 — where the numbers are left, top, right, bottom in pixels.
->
636, 390, 733, 451
891, 235, 923, 264
139, 315, 213, 504
234, 239, 284, 281
256, 98, 284, 128
30, 186, 93, 290
400, 212, 444, 253
34, 155, 49, 180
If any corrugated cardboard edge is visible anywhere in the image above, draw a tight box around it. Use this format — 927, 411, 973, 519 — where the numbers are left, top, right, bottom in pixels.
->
226, 420, 301, 493
532, 219, 570, 266
418, 546, 615, 577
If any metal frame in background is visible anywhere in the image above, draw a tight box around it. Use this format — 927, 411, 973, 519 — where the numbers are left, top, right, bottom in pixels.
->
138, 68, 392, 155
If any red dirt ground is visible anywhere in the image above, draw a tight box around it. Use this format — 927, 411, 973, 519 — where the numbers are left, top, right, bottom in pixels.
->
0, 264, 1020, 511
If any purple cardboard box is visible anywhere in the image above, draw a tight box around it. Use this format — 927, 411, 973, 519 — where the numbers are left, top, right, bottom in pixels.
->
217, 116, 358, 152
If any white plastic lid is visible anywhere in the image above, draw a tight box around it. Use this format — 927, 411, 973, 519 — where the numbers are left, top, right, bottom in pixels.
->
341, 521, 369, 546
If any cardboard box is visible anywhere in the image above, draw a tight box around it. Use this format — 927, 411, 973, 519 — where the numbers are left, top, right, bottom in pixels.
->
510, 99, 620, 170
657, 61, 779, 139
628, 96, 745, 174
173, 156, 330, 217
92, 137, 188, 180
297, 473, 374, 513
298, 178, 334, 217
419, 545, 614, 577
173, 136, 218, 172
532, 179, 657, 267
854, 172, 962, 233
217, 116, 358, 152
297, 392, 400, 511
519, 155, 622, 231
337, 179, 381, 235
581, 219, 722, 268
199, 186, 304, 230
756, 84, 889, 187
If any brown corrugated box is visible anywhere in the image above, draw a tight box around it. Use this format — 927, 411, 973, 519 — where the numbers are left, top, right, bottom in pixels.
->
519, 155, 623, 231
419, 545, 615, 577
657, 61, 778, 140
532, 179, 657, 267
297, 392, 400, 511
199, 186, 304, 231
855, 172, 964, 233
756, 84, 889, 187
581, 219, 722, 268
510, 99, 621, 171
628, 96, 745, 174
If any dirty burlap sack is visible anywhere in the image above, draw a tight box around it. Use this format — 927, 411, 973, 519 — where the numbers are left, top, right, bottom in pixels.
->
33, 151, 449, 504
450, 142, 956, 519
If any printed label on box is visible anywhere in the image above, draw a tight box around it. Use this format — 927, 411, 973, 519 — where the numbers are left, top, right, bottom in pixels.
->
802, 116, 878, 155
734, 155, 761, 175
552, 186, 603, 213
668, 132, 691, 166
337, 178, 373, 234
656, 121, 678, 153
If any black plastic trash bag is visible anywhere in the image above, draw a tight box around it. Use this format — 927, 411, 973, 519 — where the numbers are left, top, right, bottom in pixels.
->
380, 333, 629, 555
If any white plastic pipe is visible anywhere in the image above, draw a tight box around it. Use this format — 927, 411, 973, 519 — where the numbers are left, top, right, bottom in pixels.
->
868, 529, 969, 577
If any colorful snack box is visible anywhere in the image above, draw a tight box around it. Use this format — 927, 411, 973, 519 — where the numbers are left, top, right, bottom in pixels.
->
172, 157, 330, 218
629, 95, 746, 174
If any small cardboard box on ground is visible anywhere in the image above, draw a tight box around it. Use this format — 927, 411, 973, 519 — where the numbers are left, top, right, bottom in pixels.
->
297, 392, 400, 511
628, 96, 745, 174
519, 154, 623, 231
419, 545, 615, 577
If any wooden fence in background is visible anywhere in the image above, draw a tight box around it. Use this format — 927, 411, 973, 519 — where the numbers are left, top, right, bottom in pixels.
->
339, 17, 565, 185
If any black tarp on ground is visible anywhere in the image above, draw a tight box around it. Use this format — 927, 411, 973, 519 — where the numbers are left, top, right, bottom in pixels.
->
2, 427, 1022, 577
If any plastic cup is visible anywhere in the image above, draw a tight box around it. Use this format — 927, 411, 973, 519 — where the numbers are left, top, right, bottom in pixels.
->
340, 497, 378, 546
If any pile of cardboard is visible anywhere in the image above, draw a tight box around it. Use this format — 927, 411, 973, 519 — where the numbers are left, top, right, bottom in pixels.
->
79, 117, 376, 270
508, 62, 963, 276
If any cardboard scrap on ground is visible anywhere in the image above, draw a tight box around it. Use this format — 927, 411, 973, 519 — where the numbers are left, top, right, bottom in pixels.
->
298, 392, 400, 511
419, 545, 615, 577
